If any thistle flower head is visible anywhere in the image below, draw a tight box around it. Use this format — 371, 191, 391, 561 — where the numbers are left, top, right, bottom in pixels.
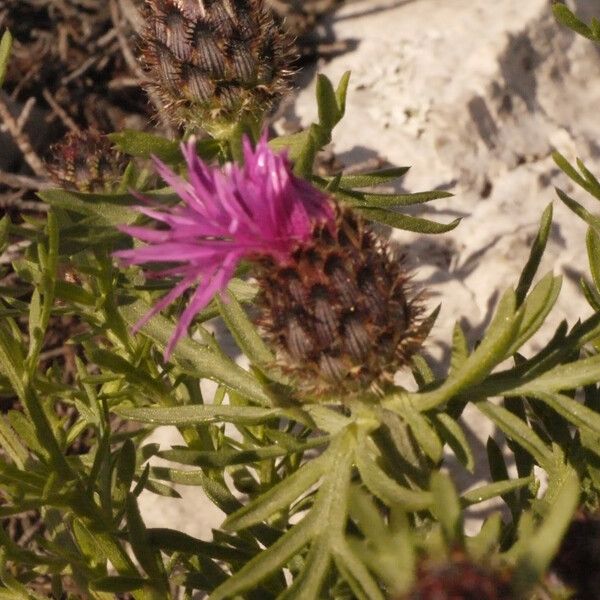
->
115, 134, 334, 358
117, 135, 427, 398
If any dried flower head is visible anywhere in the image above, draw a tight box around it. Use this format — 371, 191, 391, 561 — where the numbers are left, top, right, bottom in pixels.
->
47, 129, 127, 193
140, 0, 294, 131
116, 135, 426, 398
405, 553, 514, 600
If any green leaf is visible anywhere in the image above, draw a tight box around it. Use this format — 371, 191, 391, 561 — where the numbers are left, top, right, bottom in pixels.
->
275, 73, 350, 178
556, 187, 600, 230
395, 289, 521, 411
119, 300, 273, 406
147, 528, 250, 561
577, 158, 600, 196
326, 166, 410, 189
553, 152, 597, 196
278, 537, 332, 600
280, 430, 355, 599
92, 577, 149, 593
144, 478, 180, 498
216, 291, 275, 368
347, 489, 415, 595
38, 188, 141, 227
1, 349, 71, 479
449, 322, 469, 375
125, 494, 167, 584
333, 541, 385, 600
54, 280, 96, 305
73, 518, 138, 576
531, 391, 600, 437
461, 476, 532, 506
486, 436, 517, 518
477, 401, 552, 469
0, 30, 12, 88
507, 273, 562, 356
115, 438, 136, 499
223, 451, 328, 531
467, 513, 503, 561
304, 405, 353, 434
507, 353, 600, 397
212, 514, 317, 600
553, 4, 596, 41
0, 417, 28, 468
0, 216, 9, 255
355, 207, 460, 233
109, 131, 220, 163
355, 449, 433, 510
268, 130, 308, 159
316, 73, 340, 132
412, 354, 435, 388
400, 403, 443, 463
150, 467, 241, 514
515, 204, 553, 305
116, 404, 291, 426
587, 226, 600, 292
581, 277, 600, 311
335, 71, 351, 119
504, 398, 536, 481
24, 211, 59, 372
514, 469, 580, 594
431, 413, 475, 473
430, 472, 462, 545
0, 323, 25, 399
293, 123, 320, 178
88, 349, 169, 399
159, 437, 328, 468
108, 130, 179, 162
335, 188, 453, 209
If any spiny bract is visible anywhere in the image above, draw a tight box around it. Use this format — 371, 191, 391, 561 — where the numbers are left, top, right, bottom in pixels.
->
256, 208, 427, 399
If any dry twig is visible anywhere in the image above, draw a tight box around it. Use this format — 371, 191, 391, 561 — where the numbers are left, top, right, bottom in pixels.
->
0, 95, 47, 177
42, 88, 81, 133
0, 170, 50, 190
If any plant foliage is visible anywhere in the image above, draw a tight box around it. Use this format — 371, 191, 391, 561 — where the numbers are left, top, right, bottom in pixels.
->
0, 5, 600, 598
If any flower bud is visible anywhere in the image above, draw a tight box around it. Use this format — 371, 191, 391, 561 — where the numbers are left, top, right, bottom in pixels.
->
47, 129, 126, 193
141, 0, 294, 131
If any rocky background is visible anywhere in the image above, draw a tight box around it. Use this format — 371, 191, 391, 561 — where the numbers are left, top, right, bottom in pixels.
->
138, 0, 600, 537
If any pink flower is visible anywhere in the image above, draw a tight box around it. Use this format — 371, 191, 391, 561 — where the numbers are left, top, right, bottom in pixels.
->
115, 134, 335, 359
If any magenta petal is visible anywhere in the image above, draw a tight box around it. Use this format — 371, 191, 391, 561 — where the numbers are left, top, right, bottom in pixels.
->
115, 131, 336, 359
131, 275, 197, 333
118, 226, 172, 243
163, 263, 234, 360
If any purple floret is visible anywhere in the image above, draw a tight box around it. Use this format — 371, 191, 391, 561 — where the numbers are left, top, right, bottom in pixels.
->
115, 133, 335, 359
